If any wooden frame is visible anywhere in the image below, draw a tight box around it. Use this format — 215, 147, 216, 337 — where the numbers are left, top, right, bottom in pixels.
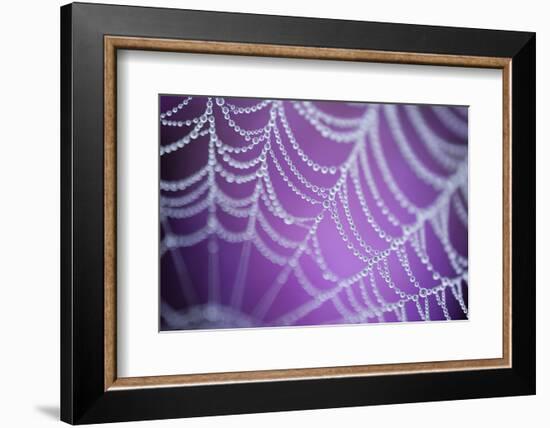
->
104, 35, 512, 390
62, 2, 535, 424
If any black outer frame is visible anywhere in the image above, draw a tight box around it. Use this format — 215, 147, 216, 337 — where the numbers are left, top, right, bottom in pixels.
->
60, 2, 536, 424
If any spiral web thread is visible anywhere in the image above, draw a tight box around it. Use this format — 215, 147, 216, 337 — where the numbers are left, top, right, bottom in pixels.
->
159, 96, 469, 330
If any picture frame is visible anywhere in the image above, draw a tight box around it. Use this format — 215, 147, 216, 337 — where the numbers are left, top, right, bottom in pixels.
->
60, 2, 535, 424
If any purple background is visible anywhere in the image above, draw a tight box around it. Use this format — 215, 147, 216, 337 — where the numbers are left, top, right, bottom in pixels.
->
159, 95, 468, 331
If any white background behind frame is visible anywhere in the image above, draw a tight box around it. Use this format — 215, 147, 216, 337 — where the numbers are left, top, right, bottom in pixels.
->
2, 1, 547, 427
117, 49, 503, 378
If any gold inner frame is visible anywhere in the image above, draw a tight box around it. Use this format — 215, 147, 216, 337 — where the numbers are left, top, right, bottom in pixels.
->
104, 35, 512, 391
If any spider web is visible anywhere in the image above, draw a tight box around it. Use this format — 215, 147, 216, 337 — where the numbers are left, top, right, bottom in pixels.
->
159, 95, 469, 330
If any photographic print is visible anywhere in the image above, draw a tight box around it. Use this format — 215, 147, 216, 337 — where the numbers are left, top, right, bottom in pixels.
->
159, 95, 469, 331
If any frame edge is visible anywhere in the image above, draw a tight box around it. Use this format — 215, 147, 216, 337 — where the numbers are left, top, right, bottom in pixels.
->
510, 32, 536, 394
60, 2, 74, 425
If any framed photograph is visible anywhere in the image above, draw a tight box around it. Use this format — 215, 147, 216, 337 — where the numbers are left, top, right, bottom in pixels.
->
60, 2, 535, 424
